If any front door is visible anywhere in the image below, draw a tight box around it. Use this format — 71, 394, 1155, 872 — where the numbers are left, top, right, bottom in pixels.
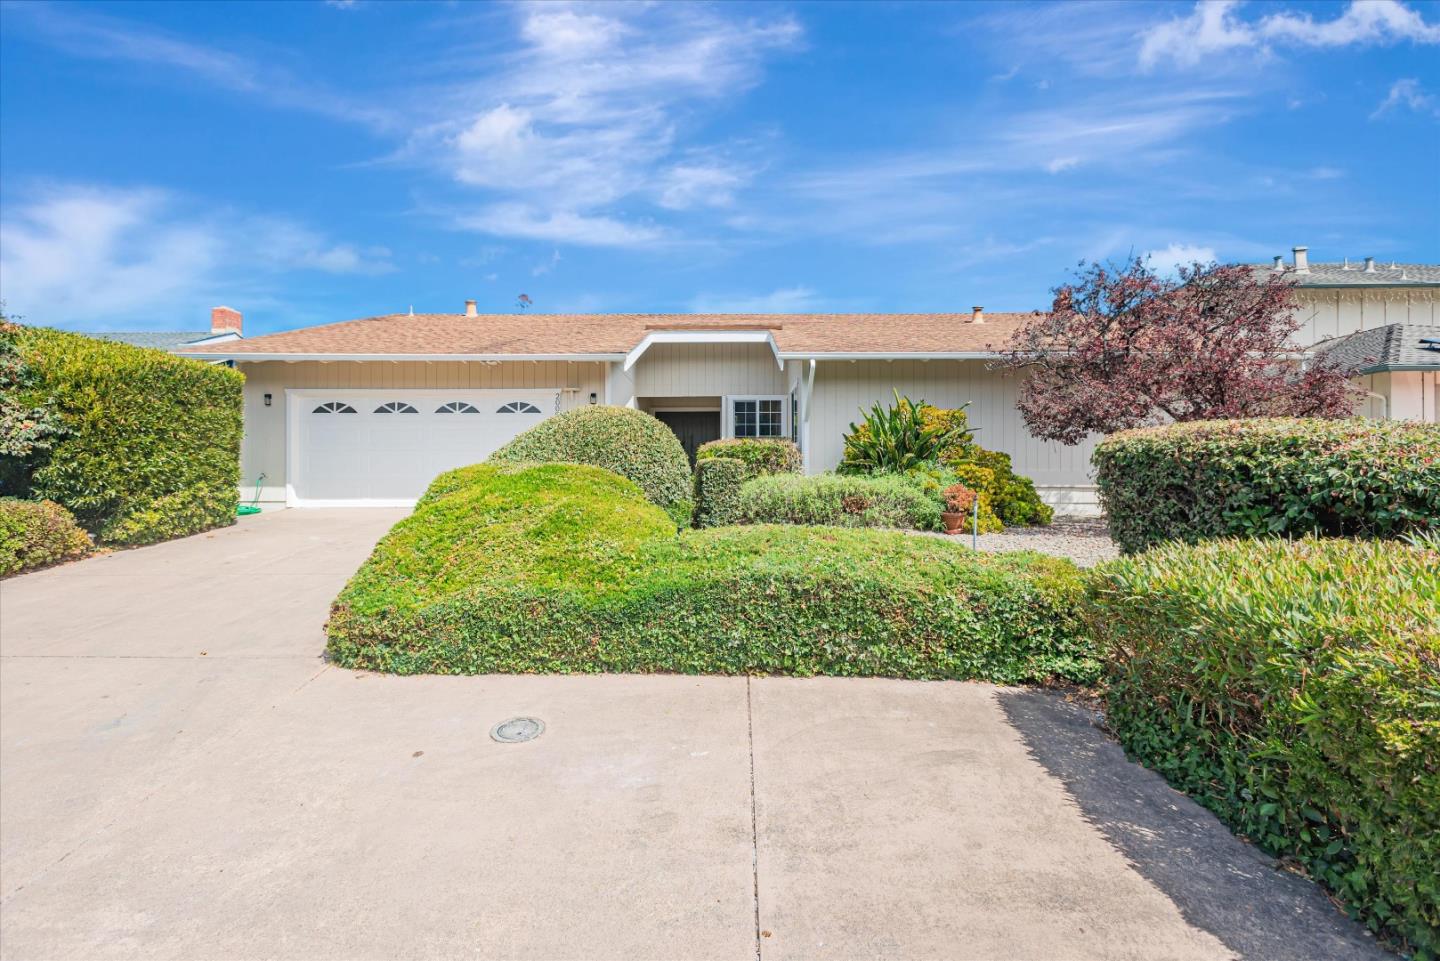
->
655, 410, 722, 465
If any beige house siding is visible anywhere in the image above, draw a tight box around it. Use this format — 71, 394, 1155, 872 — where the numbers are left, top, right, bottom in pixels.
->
630, 342, 787, 397
805, 360, 1101, 508
1294, 288, 1438, 346
238, 360, 604, 502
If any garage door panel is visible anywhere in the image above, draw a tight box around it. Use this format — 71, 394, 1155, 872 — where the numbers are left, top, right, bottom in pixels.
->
292, 390, 559, 506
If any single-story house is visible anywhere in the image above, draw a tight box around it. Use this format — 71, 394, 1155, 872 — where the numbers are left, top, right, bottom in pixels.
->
175, 247, 1436, 511
1315, 323, 1440, 422
177, 302, 1109, 510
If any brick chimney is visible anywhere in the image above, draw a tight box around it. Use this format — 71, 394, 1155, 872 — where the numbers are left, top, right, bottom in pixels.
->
211, 306, 242, 335
464, 299, 478, 317
971, 306, 984, 324
1291, 246, 1309, 273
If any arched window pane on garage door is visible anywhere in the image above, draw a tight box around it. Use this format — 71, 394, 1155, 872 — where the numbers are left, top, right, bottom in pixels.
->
374, 401, 419, 414
313, 401, 357, 414
435, 401, 480, 414
497, 401, 542, 413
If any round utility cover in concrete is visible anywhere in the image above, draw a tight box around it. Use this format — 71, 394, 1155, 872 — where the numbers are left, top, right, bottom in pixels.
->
490, 717, 545, 743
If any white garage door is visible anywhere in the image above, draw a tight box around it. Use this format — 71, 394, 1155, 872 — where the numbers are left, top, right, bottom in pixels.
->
289, 390, 558, 506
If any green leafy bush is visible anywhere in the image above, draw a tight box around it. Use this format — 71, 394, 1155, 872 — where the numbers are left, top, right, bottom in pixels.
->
327, 462, 1098, 685
1094, 418, 1440, 554
1090, 537, 1439, 954
842, 394, 1051, 526
696, 437, 801, 475
693, 438, 801, 528
4, 326, 243, 546
694, 456, 751, 528
490, 405, 692, 526
840, 390, 969, 474
737, 472, 943, 531
0, 497, 92, 576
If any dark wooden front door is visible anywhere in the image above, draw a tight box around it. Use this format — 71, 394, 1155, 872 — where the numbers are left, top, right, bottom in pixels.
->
655, 410, 722, 465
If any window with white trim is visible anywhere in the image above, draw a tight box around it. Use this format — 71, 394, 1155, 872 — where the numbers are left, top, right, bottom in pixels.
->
374, 401, 419, 414
312, 401, 357, 414
435, 401, 480, 414
497, 401, 542, 414
730, 396, 786, 438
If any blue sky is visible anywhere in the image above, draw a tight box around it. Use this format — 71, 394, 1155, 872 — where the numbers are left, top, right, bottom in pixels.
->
1, 0, 1437, 335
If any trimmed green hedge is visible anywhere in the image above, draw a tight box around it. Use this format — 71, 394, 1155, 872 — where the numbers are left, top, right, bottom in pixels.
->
1090, 537, 1440, 954
0, 498, 92, 576
327, 462, 1098, 684
5, 326, 243, 545
737, 473, 943, 531
1094, 418, 1440, 553
694, 438, 801, 528
490, 405, 692, 527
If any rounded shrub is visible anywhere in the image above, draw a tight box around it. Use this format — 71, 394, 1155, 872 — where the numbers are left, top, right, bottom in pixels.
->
489, 405, 692, 524
1, 498, 92, 576
696, 438, 801, 475
1089, 537, 1440, 954
1093, 418, 1440, 553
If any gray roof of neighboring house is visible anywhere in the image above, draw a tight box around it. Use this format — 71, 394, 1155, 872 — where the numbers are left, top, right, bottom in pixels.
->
1315, 323, 1440, 373
90, 331, 214, 349
1250, 261, 1440, 287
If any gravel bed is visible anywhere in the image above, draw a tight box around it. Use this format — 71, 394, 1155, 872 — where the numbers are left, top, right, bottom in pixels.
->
912, 517, 1119, 567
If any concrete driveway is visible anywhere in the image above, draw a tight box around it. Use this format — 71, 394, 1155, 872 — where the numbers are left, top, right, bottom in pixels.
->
0, 510, 1389, 960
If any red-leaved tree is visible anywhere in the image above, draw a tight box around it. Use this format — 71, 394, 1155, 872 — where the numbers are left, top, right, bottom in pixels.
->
998, 257, 1363, 444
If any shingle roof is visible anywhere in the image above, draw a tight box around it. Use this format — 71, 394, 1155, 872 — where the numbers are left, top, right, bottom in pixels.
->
176, 312, 1041, 358
1315, 323, 1440, 373
1249, 262, 1440, 287
91, 330, 215, 350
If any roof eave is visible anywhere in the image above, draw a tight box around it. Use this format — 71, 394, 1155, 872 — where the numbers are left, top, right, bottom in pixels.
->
175, 352, 629, 363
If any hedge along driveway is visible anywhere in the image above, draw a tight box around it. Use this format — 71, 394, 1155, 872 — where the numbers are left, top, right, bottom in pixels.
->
5, 326, 242, 545
327, 462, 1098, 684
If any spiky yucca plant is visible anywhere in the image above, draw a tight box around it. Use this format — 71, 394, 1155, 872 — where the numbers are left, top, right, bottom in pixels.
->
840, 390, 969, 474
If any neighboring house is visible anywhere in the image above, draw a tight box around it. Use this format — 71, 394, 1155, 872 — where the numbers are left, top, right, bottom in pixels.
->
1253, 246, 1439, 422
91, 307, 246, 351
178, 250, 1438, 511
1315, 323, 1440, 422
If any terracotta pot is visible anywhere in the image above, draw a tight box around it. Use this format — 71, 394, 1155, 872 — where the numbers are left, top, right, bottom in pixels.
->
941, 511, 967, 534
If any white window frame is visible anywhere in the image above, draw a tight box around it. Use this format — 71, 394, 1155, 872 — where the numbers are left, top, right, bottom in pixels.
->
723, 394, 790, 440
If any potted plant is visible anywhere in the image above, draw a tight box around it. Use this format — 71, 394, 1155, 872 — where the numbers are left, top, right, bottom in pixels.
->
940, 483, 976, 534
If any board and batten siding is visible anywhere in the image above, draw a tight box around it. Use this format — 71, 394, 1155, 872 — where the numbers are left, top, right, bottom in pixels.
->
806, 360, 1102, 509
630, 342, 787, 398
1293, 288, 1438, 346
237, 360, 605, 502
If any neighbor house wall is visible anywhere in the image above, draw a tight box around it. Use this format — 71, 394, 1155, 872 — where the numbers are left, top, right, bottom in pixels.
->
805, 359, 1102, 513
237, 360, 605, 502
1293, 288, 1438, 346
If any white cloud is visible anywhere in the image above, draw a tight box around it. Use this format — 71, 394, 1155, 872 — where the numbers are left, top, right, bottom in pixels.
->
1140, 0, 1440, 70
1045, 156, 1081, 174
688, 286, 822, 313
455, 204, 665, 248
413, 2, 800, 245
1145, 243, 1218, 276
1371, 78, 1440, 118
0, 183, 392, 328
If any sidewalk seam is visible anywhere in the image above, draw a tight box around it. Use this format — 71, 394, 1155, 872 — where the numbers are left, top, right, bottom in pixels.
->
747, 675, 762, 961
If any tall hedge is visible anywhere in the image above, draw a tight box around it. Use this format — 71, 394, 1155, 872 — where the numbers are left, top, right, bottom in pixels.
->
1090, 537, 1439, 954
1094, 418, 1440, 553
490, 405, 692, 526
4, 326, 243, 546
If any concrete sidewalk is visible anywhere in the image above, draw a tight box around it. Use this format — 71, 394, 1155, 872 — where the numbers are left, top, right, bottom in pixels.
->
0, 510, 1389, 960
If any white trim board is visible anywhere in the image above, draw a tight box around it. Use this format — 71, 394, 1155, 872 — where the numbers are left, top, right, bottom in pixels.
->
624, 330, 784, 372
